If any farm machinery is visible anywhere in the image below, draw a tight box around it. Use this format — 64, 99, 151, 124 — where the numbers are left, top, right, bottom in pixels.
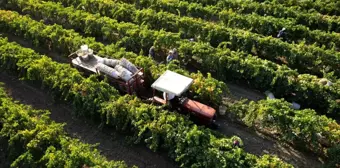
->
68, 45, 145, 95
69, 45, 218, 128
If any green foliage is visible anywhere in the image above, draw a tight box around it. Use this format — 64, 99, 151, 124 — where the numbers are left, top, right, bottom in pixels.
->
325, 144, 340, 168
0, 0, 338, 166
176, 0, 340, 34
0, 4, 226, 106
228, 99, 340, 157
42, 0, 340, 78
10, 0, 339, 116
0, 36, 291, 167
99, 96, 292, 168
0, 83, 128, 168
257, 0, 340, 16
126, 0, 340, 51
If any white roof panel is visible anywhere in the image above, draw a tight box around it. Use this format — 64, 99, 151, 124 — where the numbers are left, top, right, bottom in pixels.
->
151, 70, 193, 96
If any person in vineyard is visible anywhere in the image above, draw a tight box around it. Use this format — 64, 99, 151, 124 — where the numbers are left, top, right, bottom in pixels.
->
277, 28, 287, 41
166, 50, 175, 63
233, 139, 241, 148
172, 48, 179, 60
82, 164, 90, 168
163, 92, 178, 109
149, 46, 155, 59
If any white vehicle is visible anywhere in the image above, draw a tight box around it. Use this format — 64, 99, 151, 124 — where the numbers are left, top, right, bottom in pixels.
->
68, 45, 144, 94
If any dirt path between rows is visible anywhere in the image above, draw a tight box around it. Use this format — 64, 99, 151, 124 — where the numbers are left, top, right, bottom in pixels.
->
226, 82, 265, 101
2, 33, 324, 167
216, 118, 323, 168
0, 139, 10, 168
0, 72, 177, 168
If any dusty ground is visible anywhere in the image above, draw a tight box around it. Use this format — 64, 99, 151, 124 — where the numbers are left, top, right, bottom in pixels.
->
226, 82, 265, 101
1, 33, 324, 168
216, 118, 323, 168
0, 72, 176, 168
0, 139, 10, 168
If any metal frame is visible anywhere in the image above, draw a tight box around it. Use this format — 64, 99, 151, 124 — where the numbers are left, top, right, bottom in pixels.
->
68, 51, 144, 95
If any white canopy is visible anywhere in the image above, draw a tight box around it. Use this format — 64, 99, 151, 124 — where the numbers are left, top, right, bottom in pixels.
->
151, 70, 193, 96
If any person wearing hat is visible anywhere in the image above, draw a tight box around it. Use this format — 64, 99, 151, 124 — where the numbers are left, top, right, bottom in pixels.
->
233, 139, 241, 148
166, 50, 174, 64
149, 46, 155, 59
163, 91, 181, 110
277, 28, 287, 40
172, 48, 179, 60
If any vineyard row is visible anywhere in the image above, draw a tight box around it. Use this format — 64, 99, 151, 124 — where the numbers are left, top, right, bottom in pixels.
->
0, 82, 128, 167
2, 2, 340, 116
0, 36, 292, 168
139, 0, 340, 33
118, 0, 340, 51
0, 9, 339, 162
253, 0, 340, 16
42, 0, 340, 79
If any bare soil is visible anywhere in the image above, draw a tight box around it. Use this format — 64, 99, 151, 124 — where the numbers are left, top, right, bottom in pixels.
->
2, 33, 69, 63
216, 118, 323, 168
0, 139, 10, 168
226, 82, 265, 101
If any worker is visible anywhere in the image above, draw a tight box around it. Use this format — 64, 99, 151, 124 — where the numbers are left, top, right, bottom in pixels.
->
163, 92, 178, 108
233, 140, 241, 148
149, 46, 155, 59
78, 45, 93, 62
319, 78, 333, 86
277, 28, 286, 40
166, 50, 174, 63
163, 92, 175, 101
172, 48, 179, 60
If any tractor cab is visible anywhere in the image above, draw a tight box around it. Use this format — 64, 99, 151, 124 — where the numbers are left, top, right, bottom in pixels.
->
151, 70, 217, 128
